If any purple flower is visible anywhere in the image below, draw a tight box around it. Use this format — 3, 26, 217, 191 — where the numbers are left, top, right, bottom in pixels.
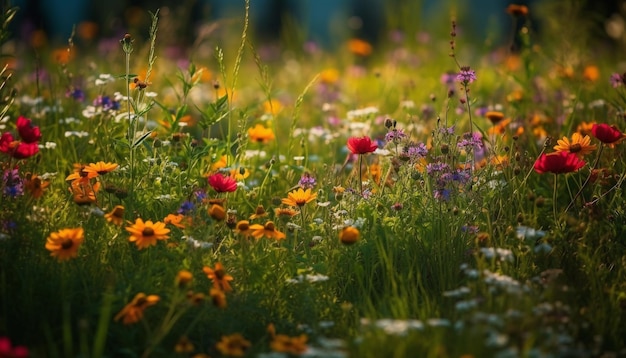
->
610, 73, 623, 88
457, 132, 483, 151
439, 125, 455, 135
433, 188, 450, 201
456, 66, 476, 84
385, 128, 407, 143
66, 88, 85, 102
298, 172, 316, 190
402, 142, 428, 162
440, 71, 457, 86
426, 162, 450, 175
2, 169, 23, 197
178, 200, 195, 214
93, 95, 120, 111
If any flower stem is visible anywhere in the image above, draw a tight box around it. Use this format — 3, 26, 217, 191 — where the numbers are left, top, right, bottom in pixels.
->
358, 154, 363, 196
565, 143, 604, 212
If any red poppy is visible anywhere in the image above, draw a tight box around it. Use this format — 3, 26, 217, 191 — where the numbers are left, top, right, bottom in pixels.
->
16, 116, 41, 143
0, 132, 39, 159
347, 136, 377, 155
533, 152, 585, 174
208, 173, 238, 193
591, 123, 625, 144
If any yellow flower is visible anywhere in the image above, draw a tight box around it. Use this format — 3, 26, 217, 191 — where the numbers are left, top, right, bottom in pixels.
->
248, 124, 275, 143
263, 99, 283, 115
274, 207, 299, 219
114, 293, 160, 325
250, 221, 286, 240
553, 132, 597, 157
229, 167, 250, 180
249, 205, 268, 220
281, 188, 317, 207
339, 226, 360, 245
45, 228, 84, 261
210, 155, 228, 172
216, 334, 251, 357
203, 262, 234, 292
320, 68, 339, 84
82, 161, 118, 176
125, 218, 170, 249
105, 205, 125, 226
234, 220, 255, 238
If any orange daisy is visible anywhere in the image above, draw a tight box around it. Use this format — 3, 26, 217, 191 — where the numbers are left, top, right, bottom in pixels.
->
125, 218, 170, 249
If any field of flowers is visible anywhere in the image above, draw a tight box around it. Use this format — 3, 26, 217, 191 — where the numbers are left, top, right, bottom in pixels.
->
1, 1, 626, 357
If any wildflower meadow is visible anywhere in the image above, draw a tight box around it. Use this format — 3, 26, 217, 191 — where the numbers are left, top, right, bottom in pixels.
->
2, 1, 626, 357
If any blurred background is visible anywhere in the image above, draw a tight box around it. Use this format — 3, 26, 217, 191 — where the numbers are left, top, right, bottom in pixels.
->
6, 0, 626, 53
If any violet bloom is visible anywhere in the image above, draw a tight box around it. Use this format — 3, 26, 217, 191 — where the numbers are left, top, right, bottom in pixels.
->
456, 66, 477, 84
2, 169, 23, 197
298, 173, 316, 190
385, 128, 407, 143
402, 142, 428, 162
177, 201, 195, 215
66, 88, 85, 102
426, 162, 450, 175
93, 95, 120, 111
457, 132, 483, 151
610, 73, 623, 88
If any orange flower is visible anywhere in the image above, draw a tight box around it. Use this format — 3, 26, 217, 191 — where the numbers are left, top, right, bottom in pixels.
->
24, 173, 49, 198
210, 287, 227, 308
506, 4, 529, 16
583, 65, 599, 82
281, 188, 317, 207
208, 204, 226, 221
125, 218, 170, 249
83, 161, 118, 176
249, 205, 268, 220
347, 38, 373, 56
485, 111, 505, 125
250, 221, 286, 240
234, 220, 255, 238
175, 270, 193, 288
114, 293, 160, 325
105, 205, 125, 226
164, 213, 189, 229
210, 155, 228, 172
248, 124, 275, 143
45, 228, 84, 261
263, 99, 283, 115
268, 324, 308, 355
203, 262, 234, 292
216, 334, 250, 357
274, 207, 299, 219
319, 68, 340, 84
339, 226, 360, 245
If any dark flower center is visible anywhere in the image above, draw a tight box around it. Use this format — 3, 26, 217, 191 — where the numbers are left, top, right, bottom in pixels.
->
215, 269, 225, 279
61, 239, 74, 249
569, 143, 582, 153
142, 228, 155, 237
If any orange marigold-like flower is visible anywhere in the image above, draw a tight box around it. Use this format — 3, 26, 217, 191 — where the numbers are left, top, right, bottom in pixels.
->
203, 262, 234, 292
234, 220, 255, 238
339, 226, 360, 245
114, 293, 160, 325
125, 218, 170, 249
164, 213, 189, 229
24, 172, 49, 198
347, 38, 373, 56
268, 323, 309, 355
45, 228, 84, 261
506, 4, 529, 16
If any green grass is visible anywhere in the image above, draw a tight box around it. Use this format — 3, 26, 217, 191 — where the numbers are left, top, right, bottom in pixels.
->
1, 1, 626, 357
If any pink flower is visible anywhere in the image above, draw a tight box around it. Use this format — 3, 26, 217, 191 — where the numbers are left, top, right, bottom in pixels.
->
591, 123, 625, 144
533, 152, 585, 174
0, 132, 39, 159
208, 173, 238, 193
347, 136, 377, 155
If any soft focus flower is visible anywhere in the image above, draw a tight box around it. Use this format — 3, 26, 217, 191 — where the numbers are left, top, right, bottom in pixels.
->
583, 65, 600, 82
0, 336, 29, 358
24, 173, 49, 198
0, 132, 39, 159
16, 116, 41, 143
250, 221, 286, 240
216, 334, 251, 357
210, 155, 228, 172
268, 323, 309, 355
175, 270, 193, 288
506, 4, 529, 16
347, 38, 373, 56
105, 205, 125, 226
45, 228, 84, 261
275, 207, 300, 219
339, 226, 360, 245
234, 220, 255, 237
208, 173, 238, 193
485, 111, 505, 125
347, 136, 377, 154
533, 152, 586, 174
174, 336, 195, 354
248, 205, 268, 220
281, 188, 317, 207
248, 124, 275, 143
591, 123, 625, 144
610, 73, 624, 88
298, 172, 316, 189
125, 218, 170, 249
203, 262, 234, 292
114, 293, 160, 325
553, 133, 597, 157
208, 204, 226, 221
210, 287, 228, 308
164, 213, 188, 229
2, 168, 23, 197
